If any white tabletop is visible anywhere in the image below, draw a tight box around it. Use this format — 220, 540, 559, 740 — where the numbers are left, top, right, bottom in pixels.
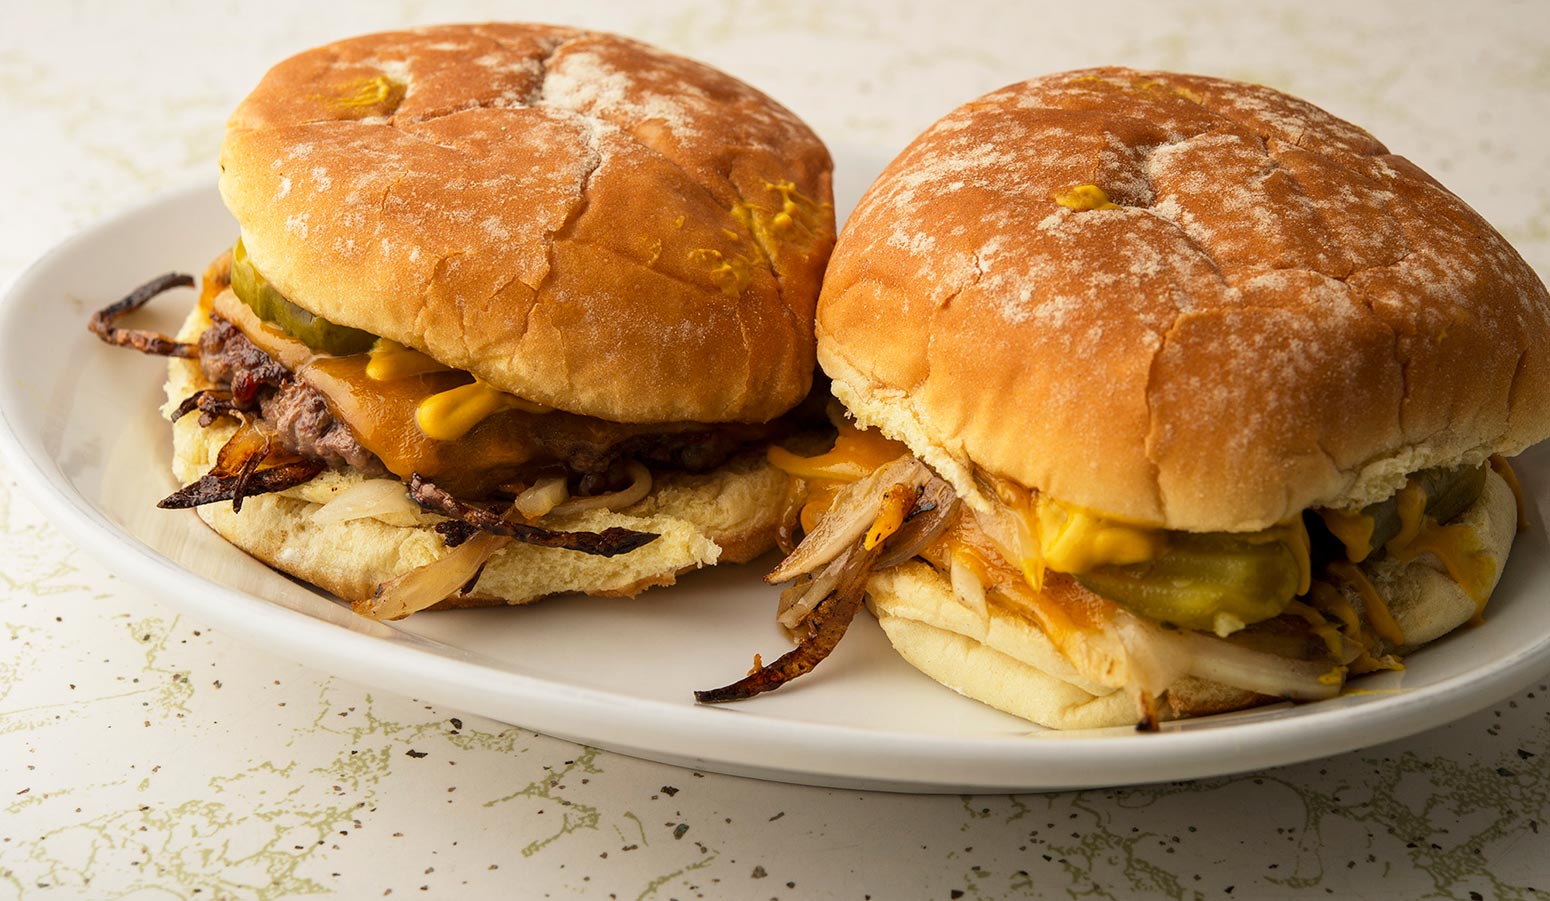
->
4, 1, 1549, 897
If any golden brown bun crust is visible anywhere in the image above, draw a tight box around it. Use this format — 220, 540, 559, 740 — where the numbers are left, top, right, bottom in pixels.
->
164, 309, 790, 606
222, 23, 834, 424
820, 67, 1550, 529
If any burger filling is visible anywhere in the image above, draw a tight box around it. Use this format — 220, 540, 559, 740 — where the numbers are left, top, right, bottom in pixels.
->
696, 414, 1521, 726
90, 255, 819, 618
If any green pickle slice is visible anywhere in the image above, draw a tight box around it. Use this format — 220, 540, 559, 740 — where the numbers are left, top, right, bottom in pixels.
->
1078, 463, 1490, 632
1336, 463, 1488, 556
230, 240, 376, 356
1075, 533, 1302, 632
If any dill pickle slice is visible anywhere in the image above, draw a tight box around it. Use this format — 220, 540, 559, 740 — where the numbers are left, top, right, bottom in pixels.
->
1358, 463, 1489, 553
1075, 534, 1301, 632
1424, 463, 1487, 524
229, 240, 375, 356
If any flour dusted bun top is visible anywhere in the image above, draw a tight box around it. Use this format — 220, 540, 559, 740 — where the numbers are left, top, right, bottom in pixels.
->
819, 67, 1550, 530
221, 23, 835, 424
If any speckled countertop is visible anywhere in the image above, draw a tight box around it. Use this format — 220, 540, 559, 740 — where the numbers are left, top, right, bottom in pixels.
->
4, 1, 1550, 898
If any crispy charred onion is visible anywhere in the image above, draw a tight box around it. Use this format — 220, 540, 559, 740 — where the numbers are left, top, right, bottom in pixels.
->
170, 388, 250, 426
408, 473, 658, 557
356, 532, 512, 621
696, 538, 882, 703
766, 456, 930, 583
87, 272, 199, 357
699, 465, 955, 701
159, 416, 324, 512
159, 460, 325, 510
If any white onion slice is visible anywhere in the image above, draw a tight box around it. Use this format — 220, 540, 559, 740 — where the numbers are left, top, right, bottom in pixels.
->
514, 476, 569, 518
949, 554, 989, 623
1111, 613, 1195, 701
777, 549, 852, 629
310, 478, 420, 525
1182, 632, 1342, 701
356, 533, 511, 621
550, 462, 653, 516
768, 456, 928, 583
971, 502, 1041, 586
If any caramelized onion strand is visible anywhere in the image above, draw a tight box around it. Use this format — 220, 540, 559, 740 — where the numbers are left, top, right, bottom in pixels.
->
408, 474, 658, 557
87, 272, 199, 357
158, 459, 325, 509
695, 539, 881, 703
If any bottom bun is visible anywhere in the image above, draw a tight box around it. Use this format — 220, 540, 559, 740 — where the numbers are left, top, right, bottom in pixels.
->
868, 469, 1518, 729
163, 337, 789, 608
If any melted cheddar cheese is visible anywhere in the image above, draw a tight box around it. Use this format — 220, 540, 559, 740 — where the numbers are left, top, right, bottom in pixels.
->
773, 418, 1506, 658
767, 421, 908, 482
1490, 454, 1528, 531
1328, 560, 1406, 647
210, 289, 645, 497
1320, 506, 1377, 563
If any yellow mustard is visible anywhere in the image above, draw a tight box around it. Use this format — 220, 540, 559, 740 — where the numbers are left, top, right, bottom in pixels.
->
366, 338, 450, 381
1054, 184, 1120, 211
415, 380, 550, 441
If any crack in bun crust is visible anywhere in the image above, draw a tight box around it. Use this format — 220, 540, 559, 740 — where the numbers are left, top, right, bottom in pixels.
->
819, 67, 1550, 530
221, 23, 835, 424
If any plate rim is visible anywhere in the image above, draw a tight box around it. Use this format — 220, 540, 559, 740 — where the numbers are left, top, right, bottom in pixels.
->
4, 180, 1549, 793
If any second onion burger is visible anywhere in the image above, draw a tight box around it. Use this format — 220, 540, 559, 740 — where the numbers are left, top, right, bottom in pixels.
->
699, 67, 1549, 729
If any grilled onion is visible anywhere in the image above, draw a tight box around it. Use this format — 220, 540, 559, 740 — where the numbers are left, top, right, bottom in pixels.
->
766, 456, 929, 583
550, 462, 652, 515
514, 476, 569, 518
874, 475, 960, 569
949, 554, 989, 622
1181, 631, 1343, 701
355, 533, 511, 621
408, 474, 658, 557
311, 478, 420, 525
776, 545, 854, 630
697, 537, 882, 703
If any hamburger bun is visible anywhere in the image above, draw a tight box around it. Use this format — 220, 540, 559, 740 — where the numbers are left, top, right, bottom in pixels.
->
222, 23, 834, 423
148, 24, 835, 613
819, 67, 1550, 531
786, 68, 1550, 728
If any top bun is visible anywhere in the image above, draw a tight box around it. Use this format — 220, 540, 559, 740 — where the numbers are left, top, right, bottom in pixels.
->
221, 23, 834, 424
819, 67, 1550, 531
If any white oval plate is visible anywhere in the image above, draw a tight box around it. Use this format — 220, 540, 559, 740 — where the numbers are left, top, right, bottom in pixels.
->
4, 178, 1550, 793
